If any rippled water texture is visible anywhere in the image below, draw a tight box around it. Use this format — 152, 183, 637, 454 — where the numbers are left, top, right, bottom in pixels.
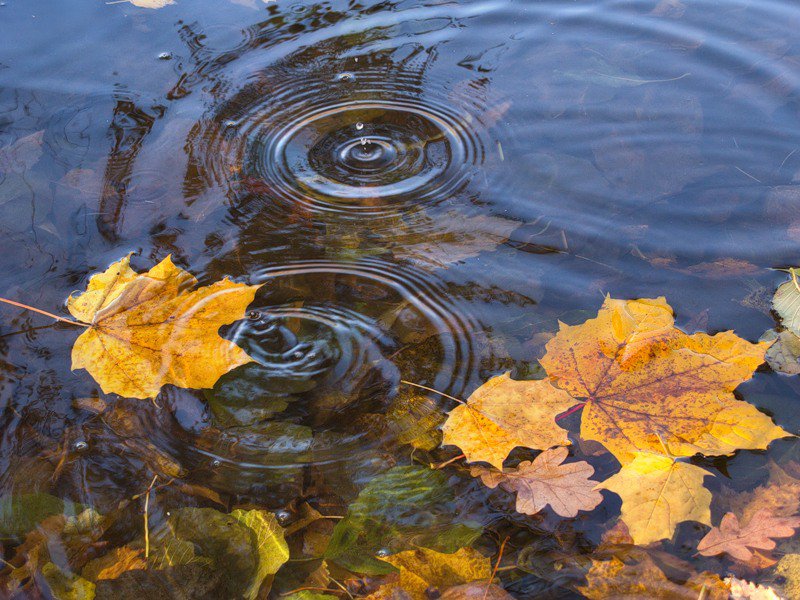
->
2, 0, 800, 596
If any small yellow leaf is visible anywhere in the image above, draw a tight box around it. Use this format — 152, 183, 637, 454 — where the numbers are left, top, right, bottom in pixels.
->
68, 256, 260, 399
599, 453, 713, 545
442, 372, 573, 469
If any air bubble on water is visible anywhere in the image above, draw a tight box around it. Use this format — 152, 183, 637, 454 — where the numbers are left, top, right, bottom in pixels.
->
211, 459, 222, 468
376, 548, 391, 557
275, 510, 292, 524
247, 310, 261, 321
73, 440, 88, 453
158, 52, 173, 60
336, 72, 354, 83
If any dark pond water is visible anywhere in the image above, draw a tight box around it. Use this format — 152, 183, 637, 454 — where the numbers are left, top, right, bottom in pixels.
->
2, 0, 800, 597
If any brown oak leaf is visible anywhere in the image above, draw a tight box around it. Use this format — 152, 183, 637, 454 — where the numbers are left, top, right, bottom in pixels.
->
698, 510, 800, 562
470, 446, 602, 517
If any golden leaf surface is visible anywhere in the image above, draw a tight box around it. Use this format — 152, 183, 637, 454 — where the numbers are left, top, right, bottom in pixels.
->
470, 446, 602, 517
540, 296, 789, 464
579, 553, 729, 600
68, 255, 260, 399
441, 372, 573, 469
599, 453, 713, 545
697, 510, 800, 562
373, 547, 491, 600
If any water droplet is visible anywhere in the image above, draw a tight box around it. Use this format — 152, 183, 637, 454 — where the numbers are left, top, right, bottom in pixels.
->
376, 548, 391, 557
158, 52, 173, 60
224, 120, 238, 129
211, 459, 222, 468
73, 440, 88, 453
247, 310, 261, 321
336, 72, 355, 83
354, 57, 359, 62
355, 122, 364, 131
292, 350, 304, 360
275, 509, 292, 524
360, 137, 369, 146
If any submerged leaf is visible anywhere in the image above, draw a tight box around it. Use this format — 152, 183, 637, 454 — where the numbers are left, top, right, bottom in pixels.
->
442, 373, 573, 469
470, 447, 602, 517
325, 466, 482, 574
579, 553, 729, 599
230, 509, 289, 600
373, 547, 492, 600
68, 255, 260, 399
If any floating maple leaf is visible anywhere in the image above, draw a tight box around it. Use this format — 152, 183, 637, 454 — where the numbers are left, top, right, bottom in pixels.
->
697, 510, 800, 562
540, 296, 789, 464
470, 446, 602, 517
598, 453, 713, 545
68, 255, 260, 399
441, 372, 573, 469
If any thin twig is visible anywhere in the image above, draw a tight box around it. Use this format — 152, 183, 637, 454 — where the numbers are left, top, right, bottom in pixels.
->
143, 474, 158, 560
400, 380, 465, 404
432, 454, 466, 470
485, 536, 510, 600
0, 297, 88, 327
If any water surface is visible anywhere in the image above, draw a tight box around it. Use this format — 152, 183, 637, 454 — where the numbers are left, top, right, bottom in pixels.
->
1, 0, 800, 597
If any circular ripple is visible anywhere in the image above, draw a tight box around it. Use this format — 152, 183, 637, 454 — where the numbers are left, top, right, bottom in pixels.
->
257, 100, 474, 212
188, 65, 491, 219
159, 260, 478, 492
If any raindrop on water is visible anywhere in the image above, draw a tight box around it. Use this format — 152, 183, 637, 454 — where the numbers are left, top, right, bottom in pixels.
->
292, 350, 304, 360
335, 72, 355, 83
376, 548, 391, 557
356, 122, 364, 131
275, 509, 292, 524
211, 459, 222, 468
157, 52, 173, 60
73, 440, 88, 453
360, 137, 369, 147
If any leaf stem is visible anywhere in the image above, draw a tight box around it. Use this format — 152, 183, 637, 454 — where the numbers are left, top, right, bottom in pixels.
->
555, 402, 585, 422
399, 379, 465, 404
0, 296, 88, 327
485, 535, 510, 600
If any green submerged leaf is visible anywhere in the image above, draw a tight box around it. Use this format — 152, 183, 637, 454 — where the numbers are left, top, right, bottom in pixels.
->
324, 466, 482, 574
41, 562, 96, 600
0, 493, 83, 539
230, 509, 290, 600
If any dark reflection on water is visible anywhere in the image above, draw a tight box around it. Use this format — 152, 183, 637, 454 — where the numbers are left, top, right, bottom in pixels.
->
1, 0, 800, 595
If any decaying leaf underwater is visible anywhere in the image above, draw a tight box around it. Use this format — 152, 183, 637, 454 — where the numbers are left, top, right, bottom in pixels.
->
0, 257, 799, 599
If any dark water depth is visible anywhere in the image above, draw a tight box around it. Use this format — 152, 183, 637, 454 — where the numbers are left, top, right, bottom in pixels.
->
2, 0, 800, 597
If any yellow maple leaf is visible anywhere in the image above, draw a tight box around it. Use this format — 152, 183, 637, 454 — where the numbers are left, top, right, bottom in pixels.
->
372, 547, 491, 600
68, 255, 260, 399
598, 453, 713, 545
441, 372, 573, 469
540, 296, 789, 464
